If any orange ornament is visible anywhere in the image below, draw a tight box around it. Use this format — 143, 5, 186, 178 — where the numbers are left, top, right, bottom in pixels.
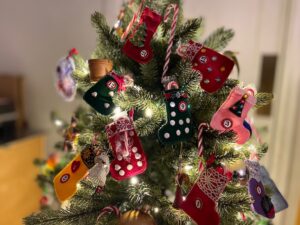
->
88, 59, 113, 82
118, 210, 156, 225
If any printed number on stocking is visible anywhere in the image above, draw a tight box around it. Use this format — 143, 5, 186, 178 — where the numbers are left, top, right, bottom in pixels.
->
122, 7, 162, 64
210, 87, 256, 144
158, 88, 194, 144
173, 168, 228, 225
178, 40, 234, 93
245, 160, 275, 219
53, 146, 97, 201
83, 71, 125, 115
106, 115, 147, 181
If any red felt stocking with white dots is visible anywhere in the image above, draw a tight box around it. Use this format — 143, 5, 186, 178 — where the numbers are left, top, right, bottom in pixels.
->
105, 114, 147, 181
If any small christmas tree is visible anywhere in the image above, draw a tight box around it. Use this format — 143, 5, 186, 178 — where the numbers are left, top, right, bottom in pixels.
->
25, 0, 287, 225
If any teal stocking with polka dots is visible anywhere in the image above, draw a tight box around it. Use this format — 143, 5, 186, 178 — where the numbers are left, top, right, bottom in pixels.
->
158, 88, 194, 144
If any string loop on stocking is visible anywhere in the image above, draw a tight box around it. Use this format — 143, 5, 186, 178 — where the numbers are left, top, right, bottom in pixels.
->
161, 4, 179, 85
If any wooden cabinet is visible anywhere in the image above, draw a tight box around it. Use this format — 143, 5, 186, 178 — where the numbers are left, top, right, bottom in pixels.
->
0, 134, 45, 225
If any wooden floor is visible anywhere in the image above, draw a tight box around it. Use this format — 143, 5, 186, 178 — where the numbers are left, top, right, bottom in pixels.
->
0, 134, 45, 225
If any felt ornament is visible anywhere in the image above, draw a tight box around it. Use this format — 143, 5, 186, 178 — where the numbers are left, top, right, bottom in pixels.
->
56, 48, 78, 101
173, 168, 228, 225
83, 71, 126, 115
210, 86, 256, 144
122, 4, 162, 64
87, 151, 110, 188
177, 40, 234, 93
245, 160, 275, 219
88, 59, 113, 82
118, 210, 156, 225
260, 166, 288, 213
158, 82, 194, 144
105, 113, 147, 181
53, 145, 98, 202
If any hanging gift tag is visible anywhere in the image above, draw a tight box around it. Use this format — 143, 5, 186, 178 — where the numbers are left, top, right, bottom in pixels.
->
122, 7, 162, 64
105, 114, 147, 181
53, 146, 97, 201
56, 48, 78, 101
158, 84, 194, 145
245, 160, 275, 219
173, 168, 228, 225
177, 40, 234, 93
260, 166, 288, 213
210, 87, 256, 144
83, 71, 125, 115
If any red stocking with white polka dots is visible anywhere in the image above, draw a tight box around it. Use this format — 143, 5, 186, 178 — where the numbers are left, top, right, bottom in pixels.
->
105, 115, 147, 181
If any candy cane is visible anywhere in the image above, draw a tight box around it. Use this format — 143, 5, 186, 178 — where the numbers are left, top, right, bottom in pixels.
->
198, 123, 209, 170
97, 206, 120, 221
161, 4, 179, 84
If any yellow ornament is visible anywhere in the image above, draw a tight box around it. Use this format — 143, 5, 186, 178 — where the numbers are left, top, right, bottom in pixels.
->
118, 210, 156, 225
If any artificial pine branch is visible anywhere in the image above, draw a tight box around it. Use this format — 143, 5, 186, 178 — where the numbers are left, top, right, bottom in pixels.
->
204, 27, 235, 51
174, 17, 204, 44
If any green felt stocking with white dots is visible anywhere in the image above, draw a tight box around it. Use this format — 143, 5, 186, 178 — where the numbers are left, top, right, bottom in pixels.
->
158, 88, 194, 144
83, 74, 120, 115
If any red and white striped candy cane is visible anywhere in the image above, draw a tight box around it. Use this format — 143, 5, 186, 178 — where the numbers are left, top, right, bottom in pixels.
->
198, 123, 209, 170
97, 205, 120, 221
161, 4, 179, 84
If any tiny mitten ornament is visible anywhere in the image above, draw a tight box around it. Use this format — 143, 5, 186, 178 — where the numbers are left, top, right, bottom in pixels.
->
83, 71, 126, 115
122, 7, 162, 64
88, 152, 110, 188
210, 87, 256, 144
245, 160, 275, 218
177, 40, 234, 93
105, 114, 147, 181
53, 146, 97, 201
88, 59, 113, 82
158, 84, 194, 144
260, 166, 288, 213
118, 210, 156, 225
173, 168, 228, 225
56, 48, 78, 101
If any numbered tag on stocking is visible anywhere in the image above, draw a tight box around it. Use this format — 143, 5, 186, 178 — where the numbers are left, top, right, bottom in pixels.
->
83, 71, 126, 115
173, 168, 228, 225
177, 40, 234, 93
245, 160, 275, 219
122, 7, 162, 64
105, 114, 147, 181
210, 87, 256, 144
87, 152, 110, 188
53, 146, 98, 201
56, 48, 78, 101
158, 84, 194, 144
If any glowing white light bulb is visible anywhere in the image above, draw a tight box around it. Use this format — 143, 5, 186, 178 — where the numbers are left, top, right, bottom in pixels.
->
54, 119, 63, 127
184, 165, 193, 171
145, 108, 153, 118
130, 177, 139, 185
113, 107, 122, 115
154, 207, 160, 213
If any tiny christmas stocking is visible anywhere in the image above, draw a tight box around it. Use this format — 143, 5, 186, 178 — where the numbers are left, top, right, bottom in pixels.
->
105, 114, 147, 181
210, 86, 256, 144
53, 146, 97, 201
177, 40, 234, 93
245, 160, 275, 219
158, 87, 194, 144
260, 166, 288, 212
83, 71, 125, 115
173, 168, 228, 225
122, 7, 162, 64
